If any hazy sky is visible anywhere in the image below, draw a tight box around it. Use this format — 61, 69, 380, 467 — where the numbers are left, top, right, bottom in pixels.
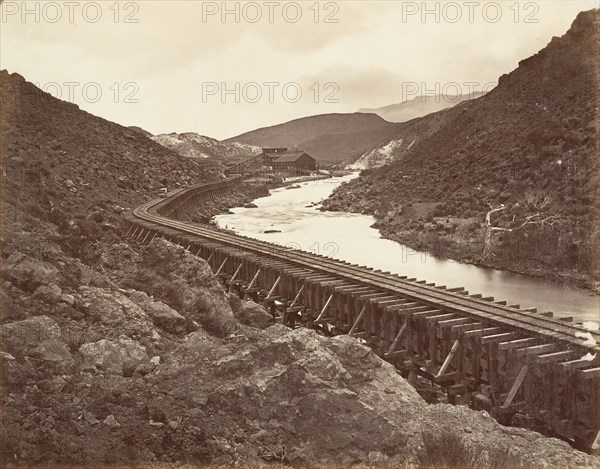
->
1, 1, 597, 139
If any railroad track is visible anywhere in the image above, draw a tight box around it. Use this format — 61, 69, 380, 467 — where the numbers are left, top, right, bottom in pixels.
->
125, 177, 600, 452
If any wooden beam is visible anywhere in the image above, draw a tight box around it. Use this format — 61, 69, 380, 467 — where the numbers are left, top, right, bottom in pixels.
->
498, 338, 537, 351
437, 317, 472, 328
348, 306, 367, 337
425, 313, 455, 324
534, 350, 576, 364
289, 285, 304, 309
228, 263, 244, 293
579, 368, 600, 380
314, 294, 334, 324
243, 269, 261, 299
266, 276, 281, 299
436, 339, 460, 378
481, 332, 517, 345
561, 358, 599, 370
384, 319, 407, 357
451, 322, 483, 333
406, 307, 441, 317
463, 327, 503, 338
214, 257, 228, 276
515, 343, 559, 357
501, 363, 529, 409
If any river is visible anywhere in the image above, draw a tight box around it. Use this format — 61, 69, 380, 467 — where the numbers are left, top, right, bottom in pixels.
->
214, 174, 600, 324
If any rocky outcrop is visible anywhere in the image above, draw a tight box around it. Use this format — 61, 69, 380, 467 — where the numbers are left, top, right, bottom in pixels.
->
229, 295, 274, 329
32, 284, 62, 304
128, 290, 187, 334
1, 235, 597, 467
139, 239, 237, 334
2, 316, 62, 351
2, 253, 62, 291
151, 132, 261, 160
79, 337, 148, 375
77, 286, 155, 338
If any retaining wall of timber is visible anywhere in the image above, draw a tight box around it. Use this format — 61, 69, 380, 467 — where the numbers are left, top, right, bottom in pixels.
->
123, 177, 600, 453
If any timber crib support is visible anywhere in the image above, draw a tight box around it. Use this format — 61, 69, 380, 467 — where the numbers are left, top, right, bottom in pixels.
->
123, 177, 600, 454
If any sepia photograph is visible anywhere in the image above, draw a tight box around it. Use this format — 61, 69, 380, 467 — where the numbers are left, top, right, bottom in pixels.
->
1, 1, 599, 467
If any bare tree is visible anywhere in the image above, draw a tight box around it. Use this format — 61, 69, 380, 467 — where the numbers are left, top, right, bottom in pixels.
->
482, 195, 563, 260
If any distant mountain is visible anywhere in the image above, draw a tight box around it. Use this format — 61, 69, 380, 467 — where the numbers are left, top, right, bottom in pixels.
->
324, 9, 600, 284
225, 113, 401, 162
358, 92, 486, 123
152, 132, 261, 161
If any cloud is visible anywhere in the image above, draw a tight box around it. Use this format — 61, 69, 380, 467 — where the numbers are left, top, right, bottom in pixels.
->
1, 0, 596, 139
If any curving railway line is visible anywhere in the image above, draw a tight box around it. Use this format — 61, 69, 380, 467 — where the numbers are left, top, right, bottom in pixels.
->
125, 176, 600, 453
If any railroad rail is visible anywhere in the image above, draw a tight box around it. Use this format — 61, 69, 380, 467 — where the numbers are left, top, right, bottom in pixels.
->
124, 176, 600, 453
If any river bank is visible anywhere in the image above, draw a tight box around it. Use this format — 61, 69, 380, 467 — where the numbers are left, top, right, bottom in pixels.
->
182, 175, 333, 225
320, 177, 599, 297
214, 175, 599, 323
373, 220, 600, 295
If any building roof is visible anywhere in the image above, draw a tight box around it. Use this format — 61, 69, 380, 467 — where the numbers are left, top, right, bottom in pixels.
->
274, 152, 311, 163
262, 147, 288, 153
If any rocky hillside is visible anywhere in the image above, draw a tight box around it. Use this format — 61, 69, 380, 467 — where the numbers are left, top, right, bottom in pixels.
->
225, 113, 401, 162
2, 236, 598, 468
128, 126, 153, 137
151, 132, 261, 162
0, 71, 222, 227
1, 67, 598, 467
325, 9, 600, 288
349, 108, 455, 169
358, 91, 486, 124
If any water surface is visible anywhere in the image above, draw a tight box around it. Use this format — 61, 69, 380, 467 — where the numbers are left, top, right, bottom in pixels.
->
215, 175, 599, 323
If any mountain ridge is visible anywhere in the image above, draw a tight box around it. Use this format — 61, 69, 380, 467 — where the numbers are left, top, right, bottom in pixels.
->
225, 112, 401, 162
323, 8, 600, 288
358, 91, 487, 123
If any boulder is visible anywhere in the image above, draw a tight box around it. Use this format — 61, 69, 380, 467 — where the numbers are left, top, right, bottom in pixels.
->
128, 291, 186, 334
79, 337, 148, 375
32, 284, 62, 304
79, 266, 92, 285
3, 253, 61, 290
100, 243, 141, 270
2, 316, 62, 351
233, 299, 273, 329
77, 287, 154, 337
103, 415, 120, 428
90, 272, 111, 288
164, 326, 424, 463
31, 339, 73, 365
141, 239, 236, 333
60, 293, 75, 306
